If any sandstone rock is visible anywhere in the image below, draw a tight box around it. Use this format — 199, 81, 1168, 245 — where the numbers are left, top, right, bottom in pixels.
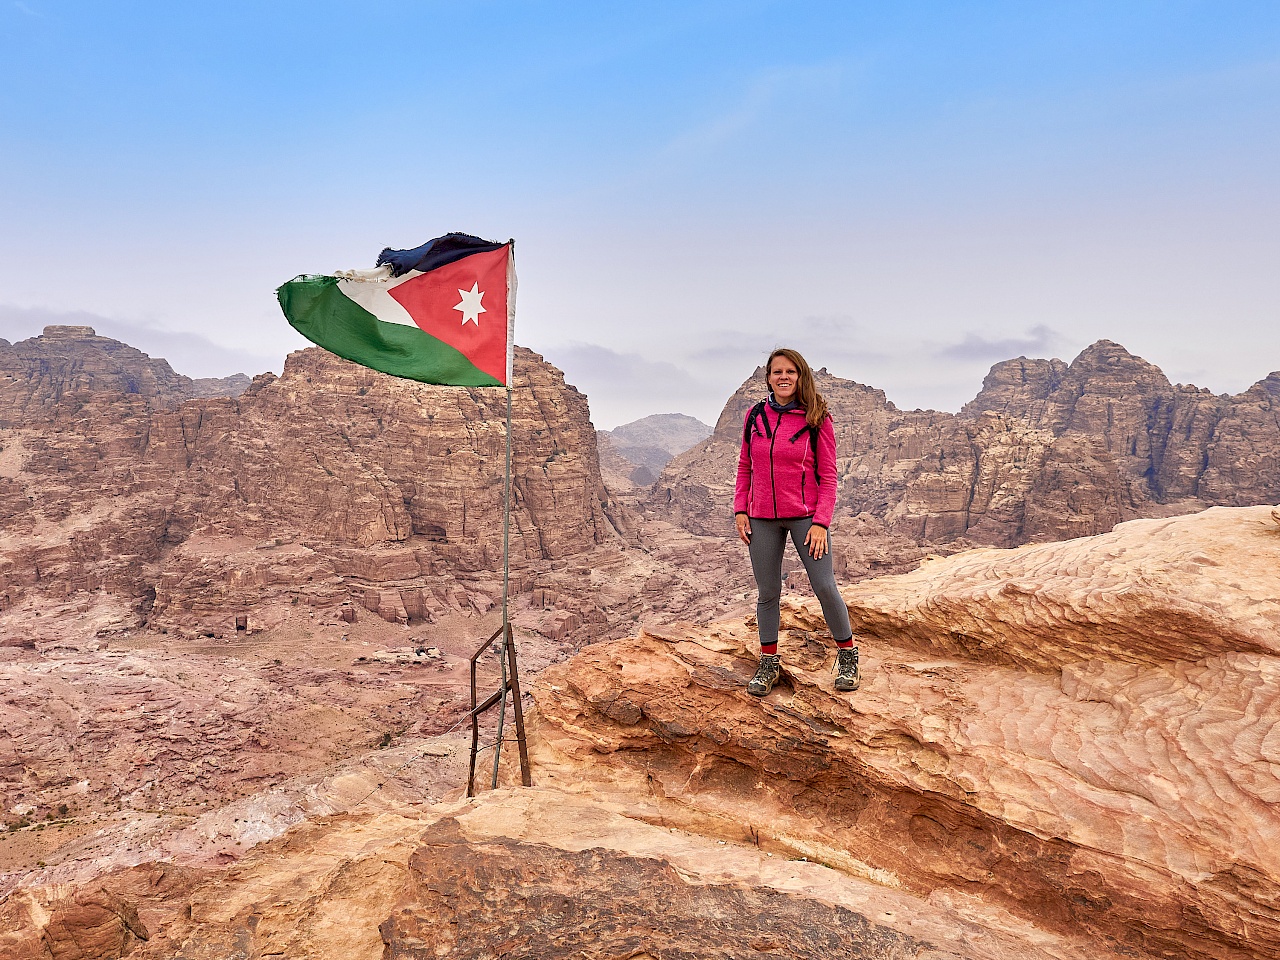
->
598, 412, 713, 486
0, 863, 201, 960
594, 429, 642, 490
41, 886, 150, 959
651, 342, 1280, 556
5, 328, 1280, 959
188, 373, 253, 399
0, 330, 644, 648
4, 789, 1135, 960
0, 326, 246, 427
842, 505, 1280, 669
5, 506, 1279, 958
384, 809, 981, 960
530, 505, 1280, 960
608, 412, 714, 456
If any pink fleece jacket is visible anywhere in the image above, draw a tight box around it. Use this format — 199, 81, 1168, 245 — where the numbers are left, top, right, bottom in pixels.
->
734, 401, 838, 528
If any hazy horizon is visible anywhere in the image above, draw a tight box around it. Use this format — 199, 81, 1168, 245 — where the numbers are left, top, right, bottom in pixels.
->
5, 316, 1274, 434
3, 2, 1277, 429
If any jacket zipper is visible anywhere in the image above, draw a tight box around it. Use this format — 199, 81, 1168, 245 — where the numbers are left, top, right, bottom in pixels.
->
768, 408, 779, 516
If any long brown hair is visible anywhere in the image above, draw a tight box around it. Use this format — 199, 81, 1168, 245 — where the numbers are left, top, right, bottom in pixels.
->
765, 348, 829, 428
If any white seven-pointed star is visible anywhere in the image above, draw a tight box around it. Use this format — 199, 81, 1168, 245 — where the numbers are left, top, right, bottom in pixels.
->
453, 282, 487, 326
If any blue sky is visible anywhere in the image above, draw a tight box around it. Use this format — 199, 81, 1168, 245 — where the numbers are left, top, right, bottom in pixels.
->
2, 1, 1278, 427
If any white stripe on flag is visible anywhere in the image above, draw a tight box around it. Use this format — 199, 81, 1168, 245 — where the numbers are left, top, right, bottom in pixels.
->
336, 269, 424, 328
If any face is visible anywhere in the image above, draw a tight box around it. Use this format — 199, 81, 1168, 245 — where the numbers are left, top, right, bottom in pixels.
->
768, 356, 799, 404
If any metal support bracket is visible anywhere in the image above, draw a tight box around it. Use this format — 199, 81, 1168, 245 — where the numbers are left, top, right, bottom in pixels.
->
466, 623, 532, 797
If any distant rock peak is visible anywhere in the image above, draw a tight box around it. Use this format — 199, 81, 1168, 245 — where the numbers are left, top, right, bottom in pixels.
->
41, 324, 98, 338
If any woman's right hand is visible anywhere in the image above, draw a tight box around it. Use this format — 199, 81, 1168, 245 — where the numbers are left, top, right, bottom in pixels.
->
735, 512, 751, 544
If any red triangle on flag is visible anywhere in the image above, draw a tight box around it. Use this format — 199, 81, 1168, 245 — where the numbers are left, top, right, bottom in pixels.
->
388, 245, 509, 383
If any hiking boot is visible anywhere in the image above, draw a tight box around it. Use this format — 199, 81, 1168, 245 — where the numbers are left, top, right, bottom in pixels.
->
834, 647, 861, 692
747, 654, 782, 697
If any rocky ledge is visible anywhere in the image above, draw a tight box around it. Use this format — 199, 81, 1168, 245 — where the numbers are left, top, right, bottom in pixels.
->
531, 504, 1280, 960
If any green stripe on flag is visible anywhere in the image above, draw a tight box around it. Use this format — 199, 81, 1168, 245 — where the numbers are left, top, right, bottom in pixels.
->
278, 275, 503, 387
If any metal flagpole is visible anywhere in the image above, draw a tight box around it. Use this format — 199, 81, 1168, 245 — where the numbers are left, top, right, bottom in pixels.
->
466, 244, 530, 795
491, 385, 513, 788
502, 385, 512, 650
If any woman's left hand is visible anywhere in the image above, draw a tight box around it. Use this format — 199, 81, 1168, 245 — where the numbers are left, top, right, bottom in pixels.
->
805, 524, 828, 559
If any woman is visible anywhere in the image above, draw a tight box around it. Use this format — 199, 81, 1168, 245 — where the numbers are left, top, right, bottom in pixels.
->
734, 348, 860, 696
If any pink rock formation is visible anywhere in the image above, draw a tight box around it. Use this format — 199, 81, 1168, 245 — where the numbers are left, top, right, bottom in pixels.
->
0, 324, 245, 422
0, 328, 640, 647
4, 325, 1279, 959
3, 505, 1279, 959
531, 505, 1280, 960
651, 341, 1280, 557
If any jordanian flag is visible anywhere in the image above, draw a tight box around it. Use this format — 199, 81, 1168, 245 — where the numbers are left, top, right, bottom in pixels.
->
277, 233, 516, 386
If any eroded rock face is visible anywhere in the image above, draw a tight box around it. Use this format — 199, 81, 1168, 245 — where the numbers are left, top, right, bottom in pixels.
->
598, 412, 714, 486
650, 342, 1280, 555
0, 325, 246, 424
531, 505, 1280, 960
0, 329, 633, 642
383, 816, 954, 960
3, 789, 1135, 960
4, 327, 1278, 959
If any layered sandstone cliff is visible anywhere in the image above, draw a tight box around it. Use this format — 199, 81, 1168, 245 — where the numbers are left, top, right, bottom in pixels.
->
529, 504, 1280, 960
650, 341, 1280, 566
0, 327, 646, 646
6, 330, 1276, 652
0, 325, 247, 423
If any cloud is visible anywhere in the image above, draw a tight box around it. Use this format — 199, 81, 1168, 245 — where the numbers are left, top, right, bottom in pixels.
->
934, 324, 1061, 362
0, 305, 281, 379
653, 62, 844, 165
538, 342, 729, 430
684, 330, 779, 368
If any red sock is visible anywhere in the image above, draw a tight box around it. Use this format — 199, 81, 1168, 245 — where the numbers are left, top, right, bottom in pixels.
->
761, 642, 778, 656
836, 637, 855, 649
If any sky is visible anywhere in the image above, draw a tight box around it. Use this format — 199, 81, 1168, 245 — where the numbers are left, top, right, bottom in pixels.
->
2, 1, 1278, 429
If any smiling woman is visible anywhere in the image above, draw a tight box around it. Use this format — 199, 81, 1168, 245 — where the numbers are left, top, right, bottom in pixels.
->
733, 347, 859, 697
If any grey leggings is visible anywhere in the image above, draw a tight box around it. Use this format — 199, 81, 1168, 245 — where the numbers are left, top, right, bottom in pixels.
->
748, 516, 852, 649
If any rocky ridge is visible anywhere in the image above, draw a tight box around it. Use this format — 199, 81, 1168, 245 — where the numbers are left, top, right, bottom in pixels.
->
4, 327, 1280, 958
529, 504, 1280, 960
651, 341, 1280, 575
0, 326, 684, 648
0, 325, 758, 895
0, 325, 248, 422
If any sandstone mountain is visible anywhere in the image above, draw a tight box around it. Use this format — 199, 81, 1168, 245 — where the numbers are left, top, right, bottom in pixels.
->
0, 326, 755, 945
609, 412, 713, 455
0, 325, 249, 422
6, 329, 1277, 651
0, 326, 613, 636
650, 341, 1280, 579
0, 326, 748, 651
597, 412, 713, 486
5, 505, 1278, 958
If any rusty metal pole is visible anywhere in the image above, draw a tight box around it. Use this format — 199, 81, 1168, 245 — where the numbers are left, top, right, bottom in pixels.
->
466, 383, 532, 794
489, 385, 513, 787
505, 622, 532, 786
467, 639, 481, 797
490, 632, 509, 789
